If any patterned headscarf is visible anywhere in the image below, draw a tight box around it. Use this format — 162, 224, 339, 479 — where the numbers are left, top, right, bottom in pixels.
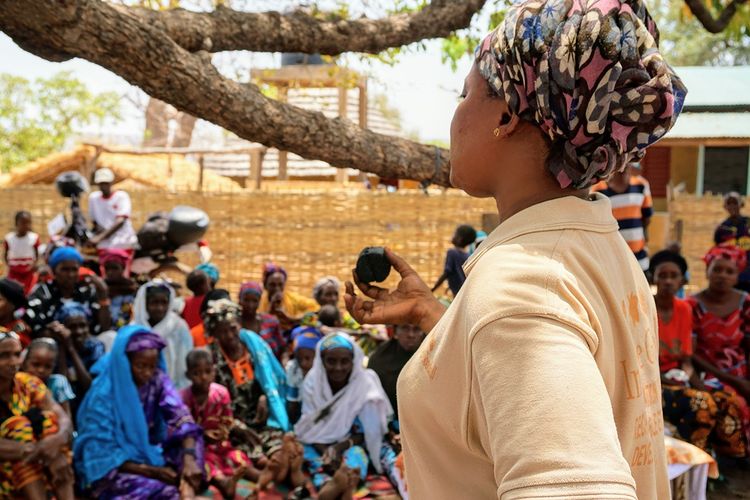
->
125, 329, 167, 353
202, 298, 242, 331
262, 262, 288, 285
475, 0, 686, 189
704, 244, 747, 273
54, 301, 91, 323
313, 276, 340, 302
320, 333, 354, 353
239, 281, 263, 298
196, 263, 220, 284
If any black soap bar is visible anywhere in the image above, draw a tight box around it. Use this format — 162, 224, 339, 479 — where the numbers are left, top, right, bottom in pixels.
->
356, 247, 392, 283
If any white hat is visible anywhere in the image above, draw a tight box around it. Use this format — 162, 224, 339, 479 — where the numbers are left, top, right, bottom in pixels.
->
93, 168, 115, 184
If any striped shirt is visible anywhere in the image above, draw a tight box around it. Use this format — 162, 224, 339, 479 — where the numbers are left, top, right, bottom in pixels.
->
592, 175, 653, 270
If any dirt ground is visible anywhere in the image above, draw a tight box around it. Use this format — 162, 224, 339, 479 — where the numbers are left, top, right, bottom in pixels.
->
708, 464, 750, 500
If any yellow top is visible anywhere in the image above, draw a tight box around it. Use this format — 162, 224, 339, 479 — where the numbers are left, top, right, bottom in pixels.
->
259, 290, 318, 317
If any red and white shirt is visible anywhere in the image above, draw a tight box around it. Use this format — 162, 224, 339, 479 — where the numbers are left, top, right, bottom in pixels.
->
4, 231, 40, 272
88, 190, 137, 249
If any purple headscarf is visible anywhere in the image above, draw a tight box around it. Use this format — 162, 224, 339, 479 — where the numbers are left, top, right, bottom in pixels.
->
476, 0, 686, 189
125, 330, 167, 353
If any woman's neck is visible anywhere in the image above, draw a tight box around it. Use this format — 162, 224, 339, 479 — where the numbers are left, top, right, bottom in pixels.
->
222, 341, 245, 361
0, 378, 12, 402
654, 292, 673, 310
703, 287, 736, 303
329, 380, 346, 394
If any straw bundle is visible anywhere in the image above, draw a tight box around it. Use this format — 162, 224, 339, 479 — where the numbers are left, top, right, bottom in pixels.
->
0, 145, 95, 187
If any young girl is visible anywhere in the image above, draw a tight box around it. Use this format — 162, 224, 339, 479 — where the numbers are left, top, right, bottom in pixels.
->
3, 210, 40, 294
22, 337, 75, 418
286, 327, 322, 425
132, 280, 193, 389
102, 249, 137, 328
181, 349, 255, 497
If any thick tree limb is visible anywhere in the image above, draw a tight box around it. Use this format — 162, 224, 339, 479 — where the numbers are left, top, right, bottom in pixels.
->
683, 0, 747, 33
126, 1, 487, 54
0, 0, 452, 186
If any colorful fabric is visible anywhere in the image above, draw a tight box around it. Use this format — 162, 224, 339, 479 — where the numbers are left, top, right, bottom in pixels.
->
296, 334, 393, 473
73, 325, 203, 488
46, 373, 76, 405
703, 244, 748, 273
304, 444, 369, 490
202, 298, 242, 332
27, 279, 102, 335
196, 262, 220, 284
210, 329, 290, 432
132, 281, 193, 389
0, 409, 62, 495
48, 246, 82, 268
54, 300, 91, 323
125, 330, 167, 353
293, 328, 323, 352
2, 318, 31, 348
254, 313, 285, 358
182, 294, 205, 329
475, 0, 686, 190
109, 293, 135, 329
592, 175, 654, 270
657, 297, 693, 373
285, 359, 305, 403
239, 281, 263, 298
99, 248, 131, 267
181, 383, 252, 480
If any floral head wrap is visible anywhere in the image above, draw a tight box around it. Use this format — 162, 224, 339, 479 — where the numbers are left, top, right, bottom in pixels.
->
239, 281, 263, 299
202, 298, 242, 331
475, 0, 686, 189
704, 245, 747, 273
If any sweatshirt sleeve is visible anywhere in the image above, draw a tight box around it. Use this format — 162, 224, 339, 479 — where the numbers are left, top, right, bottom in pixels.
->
471, 314, 637, 499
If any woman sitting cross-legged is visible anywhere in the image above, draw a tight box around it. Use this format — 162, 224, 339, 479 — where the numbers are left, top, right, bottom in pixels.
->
295, 333, 398, 500
74, 325, 204, 498
0, 329, 74, 500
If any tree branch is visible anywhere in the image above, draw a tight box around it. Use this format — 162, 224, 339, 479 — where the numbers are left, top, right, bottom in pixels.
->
0, 0, 452, 186
125, 1, 487, 54
682, 0, 748, 33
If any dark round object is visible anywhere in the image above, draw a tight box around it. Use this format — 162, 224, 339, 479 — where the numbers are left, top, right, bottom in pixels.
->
55, 171, 89, 198
356, 247, 392, 283
167, 206, 209, 247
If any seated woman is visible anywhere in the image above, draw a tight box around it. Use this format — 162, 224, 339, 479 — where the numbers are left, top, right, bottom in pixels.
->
259, 263, 318, 332
132, 281, 193, 389
687, 245, 750, 457
74, 325, 203, 498
239, 281, 285, 359
0, 329, 74, 499
307, 277, 388, 356
0, 278, 32, 347
367, 324, 426, 421
650, 250, 721, 452
202, 298, 302, 490
295, 334, 397, 500
101, 249, 137, 329
26, 246, 111, 337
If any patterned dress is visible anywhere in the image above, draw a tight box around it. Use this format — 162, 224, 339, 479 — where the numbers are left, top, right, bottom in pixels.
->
0, 372, 67, 496
181, 383, 252, 480
687, 294, 750, 456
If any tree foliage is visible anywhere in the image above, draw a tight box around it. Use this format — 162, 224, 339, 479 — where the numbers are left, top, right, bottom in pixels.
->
0, 71, 121, 172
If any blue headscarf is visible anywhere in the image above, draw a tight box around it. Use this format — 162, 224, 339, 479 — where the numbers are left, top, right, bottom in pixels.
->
320, 333, 354, 352
293, 331, 323, 353
238, 329, 290, 431
54, 301, 91, 323
49, 246, 82, 269
73, 325, 168, 487
196, 263, 220, 284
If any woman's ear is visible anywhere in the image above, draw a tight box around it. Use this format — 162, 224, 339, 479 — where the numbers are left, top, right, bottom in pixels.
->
493, 113, 521, 139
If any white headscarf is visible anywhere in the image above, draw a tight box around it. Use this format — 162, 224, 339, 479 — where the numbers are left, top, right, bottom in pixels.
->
294, 333, 393, 472
132, 280, 193, 389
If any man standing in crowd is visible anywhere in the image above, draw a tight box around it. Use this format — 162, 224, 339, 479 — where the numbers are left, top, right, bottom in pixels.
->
87, 168, 137, 275
592, 162, 653, 271
714, 191, 750, 291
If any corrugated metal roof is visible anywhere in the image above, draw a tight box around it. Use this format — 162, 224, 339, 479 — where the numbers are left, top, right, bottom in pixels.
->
666, 112, 750, 139
677, 66, 750, 109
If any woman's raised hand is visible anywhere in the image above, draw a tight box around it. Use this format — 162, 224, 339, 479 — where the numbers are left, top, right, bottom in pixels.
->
345, 248, 445, 333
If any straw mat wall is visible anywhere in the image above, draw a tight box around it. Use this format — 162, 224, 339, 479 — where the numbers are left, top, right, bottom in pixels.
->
0, 186, 495, 299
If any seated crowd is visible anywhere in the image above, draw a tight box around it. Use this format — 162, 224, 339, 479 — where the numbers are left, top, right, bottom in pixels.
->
0, 240, 424, 499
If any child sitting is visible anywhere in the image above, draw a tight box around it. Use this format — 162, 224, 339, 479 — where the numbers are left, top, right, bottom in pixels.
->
133, 280, 193, 389
22, 338, 75, 418
285, 327, 322, 424
181, 349, 254, 498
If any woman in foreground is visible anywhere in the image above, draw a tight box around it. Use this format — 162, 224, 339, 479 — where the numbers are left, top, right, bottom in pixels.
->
345, 1, 686, 498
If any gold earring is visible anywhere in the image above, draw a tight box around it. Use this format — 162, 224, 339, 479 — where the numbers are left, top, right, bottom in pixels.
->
493, 128, 501, 137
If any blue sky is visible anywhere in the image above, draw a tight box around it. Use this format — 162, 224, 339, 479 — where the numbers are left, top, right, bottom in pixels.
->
0, 31, 474, 144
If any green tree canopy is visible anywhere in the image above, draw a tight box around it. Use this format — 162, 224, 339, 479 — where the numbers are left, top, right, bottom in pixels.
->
0, 71, 121, 172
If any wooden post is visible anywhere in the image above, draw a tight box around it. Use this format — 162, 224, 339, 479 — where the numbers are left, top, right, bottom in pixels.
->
250, 149, 264, 190
198, 154, 204, 192
357, 78, 369, 182
278, 87, 289, 181
336, 85, 349, 184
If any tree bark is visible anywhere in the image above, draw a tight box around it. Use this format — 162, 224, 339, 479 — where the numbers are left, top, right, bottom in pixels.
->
0, 0, 454, 186
143, 97, 170, 147
125, 1, 487, 55
172, 112, 197, 148
683, 0, 748, 33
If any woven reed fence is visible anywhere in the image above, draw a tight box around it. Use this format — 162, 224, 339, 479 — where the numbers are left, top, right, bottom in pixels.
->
0, 186, 495, 299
